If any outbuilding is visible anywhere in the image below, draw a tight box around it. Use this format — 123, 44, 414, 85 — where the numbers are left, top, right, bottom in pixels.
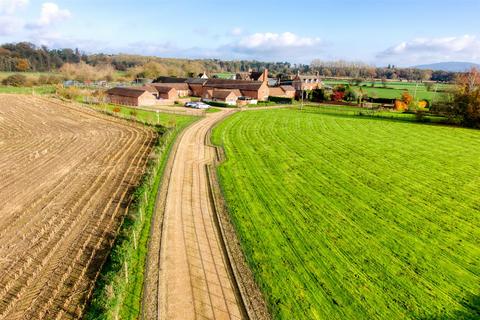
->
106, 87, 156, 106
151, 83, 190, 98
211, 89, 241, 105
155, 86, 178, 100
269, 85, 296, 98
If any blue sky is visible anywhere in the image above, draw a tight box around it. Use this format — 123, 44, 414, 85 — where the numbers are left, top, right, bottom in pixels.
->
1, 0, 479, 66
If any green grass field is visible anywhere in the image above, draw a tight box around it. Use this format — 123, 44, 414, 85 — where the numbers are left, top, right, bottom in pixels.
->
323, 80, 451, 101
212, 107, 480, 319
0, 85, 56, 94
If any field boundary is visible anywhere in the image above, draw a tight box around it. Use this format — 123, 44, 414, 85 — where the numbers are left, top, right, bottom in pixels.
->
205, 125, 271, 320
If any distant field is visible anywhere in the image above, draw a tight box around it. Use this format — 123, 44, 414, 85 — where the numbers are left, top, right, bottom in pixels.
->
0, 85, 56, 94
0, 71, 60, 80
212, 107, 480, 319
323, 80, 452, 101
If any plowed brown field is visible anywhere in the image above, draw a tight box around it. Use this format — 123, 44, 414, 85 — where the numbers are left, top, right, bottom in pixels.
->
0, 95, 156, 319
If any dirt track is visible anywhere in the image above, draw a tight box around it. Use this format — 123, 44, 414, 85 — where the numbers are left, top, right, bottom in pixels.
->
0, 95, 155, 319
149, 109, 243, 319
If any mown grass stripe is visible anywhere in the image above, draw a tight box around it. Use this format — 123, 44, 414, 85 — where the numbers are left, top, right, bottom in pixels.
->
212, 107, 480, 319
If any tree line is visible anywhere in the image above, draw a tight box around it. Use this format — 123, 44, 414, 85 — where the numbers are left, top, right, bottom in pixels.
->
0, 42, 458, 82
0, 42, 86, 72
309, 60, 456, 82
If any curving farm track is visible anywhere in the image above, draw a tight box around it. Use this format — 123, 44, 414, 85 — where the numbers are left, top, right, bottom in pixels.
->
147, 109, 244, 320
0, 95, 156, 319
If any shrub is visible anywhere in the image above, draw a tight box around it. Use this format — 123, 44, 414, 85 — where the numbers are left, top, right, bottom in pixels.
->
417, 100, 430, 109
269, 96, 293, 104
331, 91, 345, 101
401, 91, 413, 105
55, 85, 82, 100
311, 88, 329, 102
394, 100, 408, 111
2, 74, 28, 87
204, 101, 229, 107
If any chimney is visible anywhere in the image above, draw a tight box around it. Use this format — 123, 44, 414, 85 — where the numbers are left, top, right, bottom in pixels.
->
262, 69, 268, 82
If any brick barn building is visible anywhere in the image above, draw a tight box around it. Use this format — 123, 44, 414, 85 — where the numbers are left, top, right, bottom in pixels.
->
204, 89, 241, 105
106, 87, 156, 106
268, 85, 296, 98
154, 86, 178, 100
202, 79, 269, 101
151, 83, 191, 98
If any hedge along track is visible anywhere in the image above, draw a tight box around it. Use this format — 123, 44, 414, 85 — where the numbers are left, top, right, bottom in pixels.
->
0, 95, 156, 319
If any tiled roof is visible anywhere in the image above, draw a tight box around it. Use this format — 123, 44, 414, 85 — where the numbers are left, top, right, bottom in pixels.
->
280, 85, 296, 91
106, 87, 148, 98
151, 83, 189, 90
212, 89, 241, 99
205, 79, 264, 90
154, 76, 188, 83
268, 87, 284, 96
154, 86, 176, 94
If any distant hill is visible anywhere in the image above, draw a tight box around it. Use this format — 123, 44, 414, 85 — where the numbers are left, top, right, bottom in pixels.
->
413, 62, 480, 72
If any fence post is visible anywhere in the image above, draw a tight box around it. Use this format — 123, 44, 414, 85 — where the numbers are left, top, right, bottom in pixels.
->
133, 231, 137, 250
124, 260, 128, 283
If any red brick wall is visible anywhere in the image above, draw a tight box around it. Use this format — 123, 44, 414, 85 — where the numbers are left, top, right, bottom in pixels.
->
108, 95, 139, 106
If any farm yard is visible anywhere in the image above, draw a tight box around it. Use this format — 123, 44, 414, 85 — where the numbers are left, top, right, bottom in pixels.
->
0, 95, 156, 319
212, 107, 480, 319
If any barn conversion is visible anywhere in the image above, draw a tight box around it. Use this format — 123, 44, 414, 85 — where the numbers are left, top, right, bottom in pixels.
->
106, 69, 322, 107
106, 87, 157, 106
154, 72, 269, 101
269, 85, 296, 98
203, 89, 241, 105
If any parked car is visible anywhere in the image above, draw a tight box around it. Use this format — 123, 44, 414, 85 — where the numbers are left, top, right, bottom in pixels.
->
185, 101, 210, 109
185, 102, 197, 108
196, 102, 210, 109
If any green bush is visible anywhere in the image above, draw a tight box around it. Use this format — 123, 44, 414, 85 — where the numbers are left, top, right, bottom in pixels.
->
204, 100, 229, 107
2, 74, 28, 87
38, 75, 63, 85
268, 96, 294, 104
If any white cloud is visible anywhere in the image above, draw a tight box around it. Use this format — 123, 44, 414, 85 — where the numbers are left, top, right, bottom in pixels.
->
237, 32, 321, 51
36, 2, 70, 27
378, 35, 480, 65
0, 0, 28, 14
224, 31, 322, 61
230, 27, 243, 36
24, 1, 71, 43
0, 15, 23, 35
0, 0, 28, 35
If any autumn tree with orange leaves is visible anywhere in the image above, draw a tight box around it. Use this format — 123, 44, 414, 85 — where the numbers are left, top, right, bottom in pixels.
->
453, 68, 480, 128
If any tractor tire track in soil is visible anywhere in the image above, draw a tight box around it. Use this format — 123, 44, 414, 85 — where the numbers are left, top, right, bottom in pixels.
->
0, 94, 156, 319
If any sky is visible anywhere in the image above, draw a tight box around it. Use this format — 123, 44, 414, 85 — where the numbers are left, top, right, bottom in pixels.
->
0, 0, 479, 66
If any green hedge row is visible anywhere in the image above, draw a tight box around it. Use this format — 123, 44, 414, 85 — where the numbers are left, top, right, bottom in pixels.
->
268, 96, 294, 104
204, 100, 229, 107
